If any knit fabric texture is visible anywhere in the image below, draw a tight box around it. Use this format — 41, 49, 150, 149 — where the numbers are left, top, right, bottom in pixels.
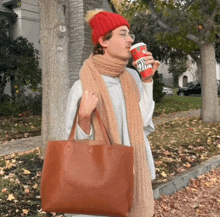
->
89, 11, 130, 45
79, 54, 154, 217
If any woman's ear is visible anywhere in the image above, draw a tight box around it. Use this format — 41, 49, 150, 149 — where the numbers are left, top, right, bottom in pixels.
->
98, 37, 108, 48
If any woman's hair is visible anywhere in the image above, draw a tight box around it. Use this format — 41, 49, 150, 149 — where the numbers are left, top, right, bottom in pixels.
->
93, 31, 113, 55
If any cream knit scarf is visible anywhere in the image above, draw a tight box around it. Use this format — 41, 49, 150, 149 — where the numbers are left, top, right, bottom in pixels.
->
79, 54, 154, 217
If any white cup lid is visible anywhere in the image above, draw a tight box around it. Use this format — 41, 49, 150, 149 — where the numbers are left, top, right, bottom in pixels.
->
130, 42, 146, 51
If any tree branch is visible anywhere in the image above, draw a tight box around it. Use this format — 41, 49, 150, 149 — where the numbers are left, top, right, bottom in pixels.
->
146, 0, 174, 32
186, 33, 200, 44
142, 0, 201, 44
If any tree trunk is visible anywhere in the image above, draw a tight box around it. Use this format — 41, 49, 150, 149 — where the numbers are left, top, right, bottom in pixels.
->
196, 59, 202, 83
39, 0, 70, 156
200, 42, 220, 122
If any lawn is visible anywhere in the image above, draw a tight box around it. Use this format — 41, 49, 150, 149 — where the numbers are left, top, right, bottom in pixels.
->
154, 94, 202, 116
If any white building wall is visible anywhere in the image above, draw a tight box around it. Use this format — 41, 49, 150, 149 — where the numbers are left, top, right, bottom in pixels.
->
10, 8, 22, 38
11, 0, 40, 50
158, 62, 173, 87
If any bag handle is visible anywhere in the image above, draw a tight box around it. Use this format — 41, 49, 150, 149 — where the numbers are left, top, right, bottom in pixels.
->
68, 108, 112, 146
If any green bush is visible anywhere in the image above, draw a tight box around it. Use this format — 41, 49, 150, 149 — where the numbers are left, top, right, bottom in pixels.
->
0, 93, 42, 117
153, 72, 165, 103
0, 101, 19, 117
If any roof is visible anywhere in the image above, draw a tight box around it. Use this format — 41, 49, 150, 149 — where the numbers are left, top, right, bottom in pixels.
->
0, 0, 17, 16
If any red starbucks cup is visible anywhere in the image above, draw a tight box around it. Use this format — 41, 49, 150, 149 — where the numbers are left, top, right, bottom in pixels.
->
130, 42, 153, 79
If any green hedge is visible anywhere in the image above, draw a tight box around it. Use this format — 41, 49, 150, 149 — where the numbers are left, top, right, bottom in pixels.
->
0, 93, 42, 117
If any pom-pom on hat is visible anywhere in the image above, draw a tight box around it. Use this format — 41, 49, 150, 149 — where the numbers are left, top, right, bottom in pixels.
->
85, 9, 130, 45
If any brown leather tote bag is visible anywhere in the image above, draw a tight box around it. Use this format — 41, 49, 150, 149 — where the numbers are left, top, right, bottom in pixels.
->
41, 109, 134, 217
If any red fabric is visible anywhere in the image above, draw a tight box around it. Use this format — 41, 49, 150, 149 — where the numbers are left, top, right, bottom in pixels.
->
89, 11, 130, 44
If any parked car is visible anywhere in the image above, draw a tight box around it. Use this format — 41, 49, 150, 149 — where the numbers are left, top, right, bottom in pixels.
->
177, 80, 220, 96
162, 87, 174, 95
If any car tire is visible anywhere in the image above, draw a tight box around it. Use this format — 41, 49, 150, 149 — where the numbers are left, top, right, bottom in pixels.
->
179, 92, 185, 96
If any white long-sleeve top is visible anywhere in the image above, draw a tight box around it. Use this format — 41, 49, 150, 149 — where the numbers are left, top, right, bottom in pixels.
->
65, 67, 156, 180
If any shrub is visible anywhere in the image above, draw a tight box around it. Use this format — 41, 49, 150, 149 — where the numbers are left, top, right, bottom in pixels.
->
153, 72, 165, 103
0, 93, 42, 117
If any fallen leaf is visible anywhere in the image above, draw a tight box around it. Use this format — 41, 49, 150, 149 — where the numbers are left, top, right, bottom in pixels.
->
184, 162, 191, 168
205, 182, 212, 187
5, 160, 16, 169
1, 188, 8, 193
191, 188, 197, 192
23, 169, 31, 175
33, 183, 38, 189
7, 194, 16, 201
200, 155, 205, 160
25, 188, 30, 194
15, 179, 20, 184
22, 209, 29, 214
164, 151, 171, 156
161, 171, 167, 177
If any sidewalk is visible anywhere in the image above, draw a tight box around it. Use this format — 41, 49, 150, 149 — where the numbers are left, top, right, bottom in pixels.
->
0, 135, 42, 157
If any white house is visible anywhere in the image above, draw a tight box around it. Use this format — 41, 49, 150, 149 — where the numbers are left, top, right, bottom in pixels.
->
178, 58, 220, 87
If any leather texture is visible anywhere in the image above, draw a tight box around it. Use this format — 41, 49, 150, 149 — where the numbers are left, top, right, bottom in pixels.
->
41, 109, 134, 217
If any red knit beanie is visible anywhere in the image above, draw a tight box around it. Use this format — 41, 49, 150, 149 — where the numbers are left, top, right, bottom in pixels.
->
85, 9, 130, 45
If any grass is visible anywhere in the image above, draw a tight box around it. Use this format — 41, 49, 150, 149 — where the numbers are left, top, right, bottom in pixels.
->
154, 95, 202, 116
